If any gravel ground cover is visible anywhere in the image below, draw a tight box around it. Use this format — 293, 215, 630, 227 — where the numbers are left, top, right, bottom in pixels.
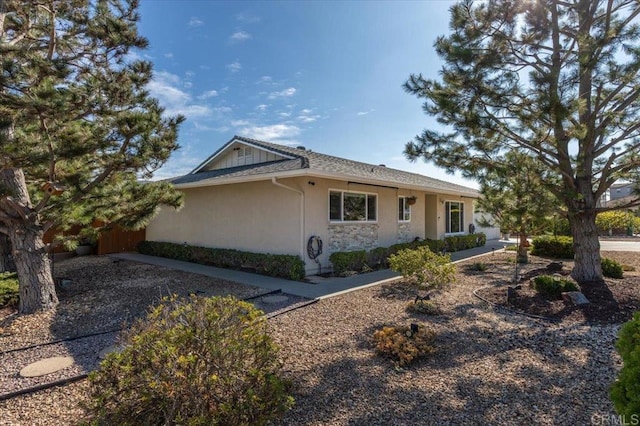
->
1, 251, 636, 425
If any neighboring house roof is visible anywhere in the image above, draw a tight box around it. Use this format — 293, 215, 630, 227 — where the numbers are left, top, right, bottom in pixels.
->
172, 135, 479, 197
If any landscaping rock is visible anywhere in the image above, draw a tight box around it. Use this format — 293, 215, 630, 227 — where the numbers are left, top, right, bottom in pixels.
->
562, 291, 590, 305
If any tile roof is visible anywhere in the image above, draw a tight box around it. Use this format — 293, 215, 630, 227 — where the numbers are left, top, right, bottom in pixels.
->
174, 135, 479, 196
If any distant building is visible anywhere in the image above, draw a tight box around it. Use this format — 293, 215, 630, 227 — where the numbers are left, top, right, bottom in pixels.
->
610, 182, 635, 200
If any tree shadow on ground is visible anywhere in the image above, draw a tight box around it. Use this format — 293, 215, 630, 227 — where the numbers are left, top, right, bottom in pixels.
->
278, 302, 619, 425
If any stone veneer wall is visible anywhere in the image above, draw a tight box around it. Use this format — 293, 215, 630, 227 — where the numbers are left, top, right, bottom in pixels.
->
328, 223, 379, 252
397, 223, 413, 243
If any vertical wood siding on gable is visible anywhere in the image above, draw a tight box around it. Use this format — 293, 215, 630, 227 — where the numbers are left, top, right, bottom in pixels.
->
205, 145, 287, 170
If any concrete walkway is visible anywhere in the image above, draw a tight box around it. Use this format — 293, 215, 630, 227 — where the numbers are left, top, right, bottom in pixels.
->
110, 238, 511, 300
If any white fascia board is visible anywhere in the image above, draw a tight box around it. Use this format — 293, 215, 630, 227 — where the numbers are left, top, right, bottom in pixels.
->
176, 169, 478, 197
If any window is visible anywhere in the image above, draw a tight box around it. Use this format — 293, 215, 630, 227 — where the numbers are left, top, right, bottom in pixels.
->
398, 197, 411, 222
329, 190, 377, 222
445, 201, 464, 234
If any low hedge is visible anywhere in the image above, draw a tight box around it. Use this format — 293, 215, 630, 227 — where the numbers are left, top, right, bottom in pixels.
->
329, 233, 486, 275
137, 241, 305, 281
530, 236, 575, 259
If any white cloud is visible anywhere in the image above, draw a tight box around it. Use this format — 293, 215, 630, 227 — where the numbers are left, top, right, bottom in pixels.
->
256, 104, 269, 111
268, 87, 297, 99
227, 61, 242, 73
164, 53, 174, 59
214, 106, 233, 113
230, 31, 251, 42
231, 119, 250, 126
259, 76, 272, 82
188, 17, 203, 27
297, 108, 320, 123
184, 81, 192, 89
357, 108, 376, 116
239, 124, 300, 142
147, 71, 211, 118
197, 89, 219, 100
236, 12, 261, 23
278, 112, 291, 118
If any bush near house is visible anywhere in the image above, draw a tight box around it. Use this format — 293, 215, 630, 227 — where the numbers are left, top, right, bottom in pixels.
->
86, 295, 294, 425
137, 241, 305, 280
388, 247, 456, 290
329, 233, 485, 275
596, 210, 640, 235
532, 275, 579, 300
530, 236, 575, 259
0, 272, 19, 307
611, 311, 640, 419
602, 258, 624, 279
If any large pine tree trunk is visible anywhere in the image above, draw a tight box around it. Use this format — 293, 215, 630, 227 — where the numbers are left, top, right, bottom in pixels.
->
569, 211, 603, 284
10, 224, 58, 313
0, 235, 15, 272
0, 168, 58, 313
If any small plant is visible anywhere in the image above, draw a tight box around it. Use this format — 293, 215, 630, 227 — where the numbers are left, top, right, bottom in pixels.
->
602, 257, 624, 279
533, 275, 579, 300
531, 236, 575, 259
611, 311, 640, 418
388, 246, 456, 290
470, 262, 488, 272
0, 272, 19, 308
406, 300, 441, 315
85, 295, 293, 425
372, 324, 436, 367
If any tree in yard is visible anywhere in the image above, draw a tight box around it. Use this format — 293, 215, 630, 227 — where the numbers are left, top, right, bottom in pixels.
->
0, 0, 184, 314
475, 151, 558, 263
404, 0, 640, 284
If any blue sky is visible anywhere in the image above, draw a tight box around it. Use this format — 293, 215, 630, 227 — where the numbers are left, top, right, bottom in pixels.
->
136, 1, 476, 188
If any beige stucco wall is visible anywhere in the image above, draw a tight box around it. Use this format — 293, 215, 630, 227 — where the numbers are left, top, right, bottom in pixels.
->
146, 176, 477, 275
146, 179, 303, 257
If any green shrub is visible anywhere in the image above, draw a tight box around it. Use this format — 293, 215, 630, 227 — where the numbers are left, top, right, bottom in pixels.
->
406, 300, 441, 315
372, 324, 436, 367
328, 250, 367, 275
533, 275, 579, 300
388, 246, 456, 290
0, 272, 19, 307
137, 241, 305, 280
469, 262, 488, 272
86, 295, 293, 425
597, 210, 639, 235
611, 311, 640, 419
531, 236, 575, 259
602, 257, 624, 279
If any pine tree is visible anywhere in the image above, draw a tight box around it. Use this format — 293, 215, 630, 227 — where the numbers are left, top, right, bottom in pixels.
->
0, 0, 184, 313
475, 151, 558, 263
405, 0, 640, 284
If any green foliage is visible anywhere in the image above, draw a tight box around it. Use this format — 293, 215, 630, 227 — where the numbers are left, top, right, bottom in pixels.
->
328, 234, 485, 276
372, 324, 436, 367
406, 300, 441, 315
469, 262, 488, 272
328, 250, 368, 276
388, 247, 456, 290
86, 295, 293, 425
596, 211, 640, 235
531, 236, 575, 259
550, 216, 572, 236
137, 241, 305, 281
0, 272, 19, 307
403, 0, 640, 283
611, 312, 640, 419
533, 275, 579, 300
602, 258, 624, 279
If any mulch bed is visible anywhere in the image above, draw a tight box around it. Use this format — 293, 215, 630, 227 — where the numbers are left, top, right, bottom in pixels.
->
476, 251, 640, 324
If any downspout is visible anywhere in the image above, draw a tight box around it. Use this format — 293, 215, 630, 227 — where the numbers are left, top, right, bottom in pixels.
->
271, 177, 305, 264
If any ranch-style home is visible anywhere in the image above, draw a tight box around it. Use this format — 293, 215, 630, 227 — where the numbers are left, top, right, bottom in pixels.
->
146, 136, 480, 275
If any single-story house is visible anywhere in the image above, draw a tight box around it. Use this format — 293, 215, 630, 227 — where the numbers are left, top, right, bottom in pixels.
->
146, 136, 480, 275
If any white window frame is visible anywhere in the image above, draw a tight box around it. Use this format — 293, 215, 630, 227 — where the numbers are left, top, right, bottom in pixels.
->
329, 189, 378, 223
445, 200, 465, 235
398, 196, 411, 222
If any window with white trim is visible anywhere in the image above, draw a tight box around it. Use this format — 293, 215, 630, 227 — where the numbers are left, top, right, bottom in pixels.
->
329, 190, 377, 222
445, 201, 464, 234
398, 197, 411, 222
